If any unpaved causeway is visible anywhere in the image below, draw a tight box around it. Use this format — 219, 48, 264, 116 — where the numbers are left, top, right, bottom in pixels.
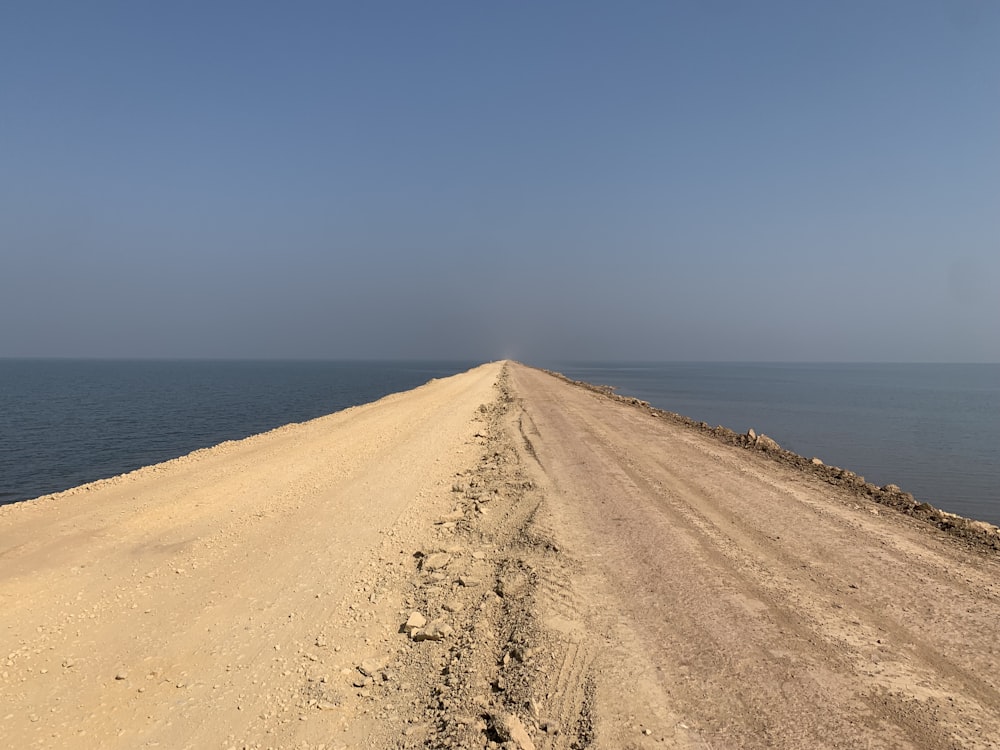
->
2, 361, 999, 749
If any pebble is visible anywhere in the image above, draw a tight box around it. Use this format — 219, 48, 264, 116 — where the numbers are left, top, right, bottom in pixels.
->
404, 612, 427, 635
358, 661, 375, 676
413, 619, 453, 642
437, 510, 465, 524
492, 713, 536, 750
421, 553, 452, 572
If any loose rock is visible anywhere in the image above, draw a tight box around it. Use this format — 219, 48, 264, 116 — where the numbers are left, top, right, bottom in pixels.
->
404, 611, 427, 636
754, 434, 780, 451
413, 619, 453, 642
437, 510, 465, 524
540, 719, 560, 735
491, 713, 536, 750
421, 552, 452, 572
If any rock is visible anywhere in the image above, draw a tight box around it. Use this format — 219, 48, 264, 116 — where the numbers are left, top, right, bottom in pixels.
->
540, 719, 560, 735
437, 509, 465, 524
115, 671, 127, 681
404, 611, 427, 636
421, 552, 452, 572
358, 657, 387, 677
496, 571, 529, 598
510, 645, 531, 662
458, 576, 482, 588
491, 713, 536, 750
413, 619, 453, 642
811, 457, 824, 466
883, 484, 902, 493
747, 428, 757, 441
754, 434, 780, 451
442, 598, 465, 613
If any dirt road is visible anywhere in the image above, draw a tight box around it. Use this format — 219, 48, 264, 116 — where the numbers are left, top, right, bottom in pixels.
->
506, 363, 1000, 750
1, 363, 504, 750
2, 361, 999, 749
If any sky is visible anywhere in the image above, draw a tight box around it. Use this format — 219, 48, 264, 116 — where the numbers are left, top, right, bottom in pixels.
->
2, 1, 998, 362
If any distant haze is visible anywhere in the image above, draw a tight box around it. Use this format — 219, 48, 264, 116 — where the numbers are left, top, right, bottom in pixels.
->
2, 2, 998, 362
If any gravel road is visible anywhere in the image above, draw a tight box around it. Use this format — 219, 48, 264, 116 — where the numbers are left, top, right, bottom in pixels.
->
507, 362, 1000, 750
2, 361, 998, 750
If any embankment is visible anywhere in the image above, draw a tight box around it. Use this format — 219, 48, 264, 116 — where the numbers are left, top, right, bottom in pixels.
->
3, 361, 999, 750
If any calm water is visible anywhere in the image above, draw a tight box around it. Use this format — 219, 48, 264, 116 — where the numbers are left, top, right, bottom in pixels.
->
541, 362, 1000, 526
3, 360, 998, 527
0, 360, 476, 506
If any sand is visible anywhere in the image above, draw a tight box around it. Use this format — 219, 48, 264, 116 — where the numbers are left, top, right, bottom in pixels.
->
2, 361, 999, 749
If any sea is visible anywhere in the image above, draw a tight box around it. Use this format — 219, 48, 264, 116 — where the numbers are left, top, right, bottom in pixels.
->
0, 360, 476, 508
1, 360, 998, 527
542, 362, 1000, 527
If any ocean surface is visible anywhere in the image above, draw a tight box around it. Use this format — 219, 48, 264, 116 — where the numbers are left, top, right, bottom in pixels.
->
541, 362, 1000, 526
2, 360, 998, 527
0, 360, 476, 507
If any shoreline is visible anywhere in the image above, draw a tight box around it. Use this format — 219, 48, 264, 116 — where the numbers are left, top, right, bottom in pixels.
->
0, 369, 462, 515
537, 365, 1000, 553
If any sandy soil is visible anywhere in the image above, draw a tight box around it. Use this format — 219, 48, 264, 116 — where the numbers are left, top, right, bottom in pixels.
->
2, 361, 999, 750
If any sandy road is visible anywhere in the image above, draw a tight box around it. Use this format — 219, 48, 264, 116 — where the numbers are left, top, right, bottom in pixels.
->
3, 361, 1000, 750
506, 363, 1000, 749
0, 362, 503, 750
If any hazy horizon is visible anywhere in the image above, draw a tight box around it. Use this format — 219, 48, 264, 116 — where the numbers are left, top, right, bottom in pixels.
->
3, 2, 998, 363
3, 357, 999, 367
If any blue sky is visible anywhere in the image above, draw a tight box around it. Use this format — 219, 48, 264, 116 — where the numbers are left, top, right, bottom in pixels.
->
2, 1, 998, 361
